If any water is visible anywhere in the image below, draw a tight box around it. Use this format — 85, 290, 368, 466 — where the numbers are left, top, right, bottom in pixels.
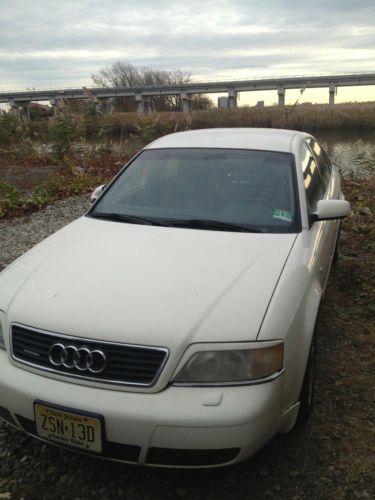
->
28, 131, 375, 182
106, 131, 375, 180
316, 131, 375, 180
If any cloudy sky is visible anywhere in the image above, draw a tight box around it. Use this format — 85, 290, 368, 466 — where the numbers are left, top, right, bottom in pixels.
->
1, 0, 375, 104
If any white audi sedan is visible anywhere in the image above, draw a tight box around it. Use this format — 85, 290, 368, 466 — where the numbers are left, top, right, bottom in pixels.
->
0, 128, 350, 467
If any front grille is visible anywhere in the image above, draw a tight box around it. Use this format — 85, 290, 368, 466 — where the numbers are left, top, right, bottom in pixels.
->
11, 324, 168, 387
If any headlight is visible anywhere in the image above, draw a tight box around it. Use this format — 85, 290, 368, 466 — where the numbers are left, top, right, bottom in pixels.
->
0, 319, 5, 350
173, 343, 283, 385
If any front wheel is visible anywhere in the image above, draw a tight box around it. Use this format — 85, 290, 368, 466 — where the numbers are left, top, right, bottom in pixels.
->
296, 334, 317, 424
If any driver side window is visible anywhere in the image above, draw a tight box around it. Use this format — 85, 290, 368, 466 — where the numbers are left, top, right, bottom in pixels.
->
301, 142, 325, 213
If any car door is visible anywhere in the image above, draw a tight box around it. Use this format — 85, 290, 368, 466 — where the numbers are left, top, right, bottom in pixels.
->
300, 141, 333, 291
306, 138, 341, 266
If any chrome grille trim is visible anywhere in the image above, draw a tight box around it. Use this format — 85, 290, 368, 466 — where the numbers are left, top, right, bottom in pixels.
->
11, 323, 169, 387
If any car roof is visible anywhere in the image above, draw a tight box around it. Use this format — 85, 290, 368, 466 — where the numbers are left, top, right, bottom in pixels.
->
145, 128, 308, 153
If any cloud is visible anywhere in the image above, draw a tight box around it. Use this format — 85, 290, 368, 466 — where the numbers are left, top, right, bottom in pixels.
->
0, 0, 374, 90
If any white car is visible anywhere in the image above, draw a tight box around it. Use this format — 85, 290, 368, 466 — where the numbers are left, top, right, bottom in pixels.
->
0, 128, 350, 467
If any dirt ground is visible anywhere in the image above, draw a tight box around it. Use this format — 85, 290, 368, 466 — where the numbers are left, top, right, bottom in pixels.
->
0, 162, 64, 194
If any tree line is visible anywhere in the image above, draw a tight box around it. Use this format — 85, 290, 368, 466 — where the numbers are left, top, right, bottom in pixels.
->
91, 61, 213, 112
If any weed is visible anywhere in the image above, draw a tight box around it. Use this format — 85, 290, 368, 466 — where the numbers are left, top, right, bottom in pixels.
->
9, 138, 37, 162
0, 115, 20, 145
82, 101, 100, 138
0, 181, 22, 216
49, 111, 76, 159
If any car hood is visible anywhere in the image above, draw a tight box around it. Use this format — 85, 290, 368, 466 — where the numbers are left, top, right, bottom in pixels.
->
2, 216, 296, 351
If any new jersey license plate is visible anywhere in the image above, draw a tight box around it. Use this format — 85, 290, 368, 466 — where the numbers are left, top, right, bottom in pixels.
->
34, 402, 102, 453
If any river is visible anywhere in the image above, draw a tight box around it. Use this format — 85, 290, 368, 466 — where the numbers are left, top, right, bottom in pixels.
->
316, 131, 375, 179
111, 130, 375, 180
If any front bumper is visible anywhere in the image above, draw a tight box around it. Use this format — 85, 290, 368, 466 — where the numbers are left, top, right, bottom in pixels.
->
0, 351, 293, 467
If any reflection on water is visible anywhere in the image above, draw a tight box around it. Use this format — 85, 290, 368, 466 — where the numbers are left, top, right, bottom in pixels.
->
316, 131, 375, 180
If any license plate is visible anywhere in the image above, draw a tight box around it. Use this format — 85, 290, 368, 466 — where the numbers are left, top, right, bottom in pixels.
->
34, 403, 102, 453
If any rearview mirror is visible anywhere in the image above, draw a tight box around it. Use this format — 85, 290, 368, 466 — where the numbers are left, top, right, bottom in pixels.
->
90, 184, 107, 203
311, 199, 351, 222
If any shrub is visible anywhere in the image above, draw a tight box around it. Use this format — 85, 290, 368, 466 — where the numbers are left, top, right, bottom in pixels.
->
0, 114, 23, 145
49, 111, 77, 159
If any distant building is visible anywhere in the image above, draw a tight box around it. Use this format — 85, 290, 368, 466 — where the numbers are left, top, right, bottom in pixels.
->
218, 96, 229, 108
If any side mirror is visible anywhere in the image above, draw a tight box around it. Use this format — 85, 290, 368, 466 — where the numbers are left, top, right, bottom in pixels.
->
90, 184, 107, 203
311, 199, 351, 222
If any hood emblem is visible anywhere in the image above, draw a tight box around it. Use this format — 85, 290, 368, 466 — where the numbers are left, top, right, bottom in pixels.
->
48, 343, 107, 374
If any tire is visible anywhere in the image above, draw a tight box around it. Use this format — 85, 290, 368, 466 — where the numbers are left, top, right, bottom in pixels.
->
296, 333, 317, 425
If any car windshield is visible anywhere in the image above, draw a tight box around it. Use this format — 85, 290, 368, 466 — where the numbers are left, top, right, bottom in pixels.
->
89, 148, 298, 233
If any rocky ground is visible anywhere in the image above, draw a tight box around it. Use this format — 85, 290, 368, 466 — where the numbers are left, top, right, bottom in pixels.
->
0, 183, 374, 500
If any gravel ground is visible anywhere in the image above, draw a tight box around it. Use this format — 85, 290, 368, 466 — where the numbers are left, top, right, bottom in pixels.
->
0, 195, 91, 272
0, 194, 373, 500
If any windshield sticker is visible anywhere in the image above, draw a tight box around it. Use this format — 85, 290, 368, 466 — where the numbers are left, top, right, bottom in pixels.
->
273, 209, 292, 222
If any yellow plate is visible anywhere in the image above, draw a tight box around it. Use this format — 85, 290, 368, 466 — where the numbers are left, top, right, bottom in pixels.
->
34, 403, 102, 453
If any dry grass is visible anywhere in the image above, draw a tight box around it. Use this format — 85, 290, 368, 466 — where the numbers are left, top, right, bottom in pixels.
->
104, 102, 375, 138
3, 102, 375, 149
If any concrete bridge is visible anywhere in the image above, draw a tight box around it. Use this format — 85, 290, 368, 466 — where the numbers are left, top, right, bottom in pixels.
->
1, 72, 375, 115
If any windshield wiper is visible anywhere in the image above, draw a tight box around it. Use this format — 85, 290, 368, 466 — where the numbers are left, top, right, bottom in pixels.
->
90, 213, 264, 232
90, 212, 169, 226
170, 219, 265, 233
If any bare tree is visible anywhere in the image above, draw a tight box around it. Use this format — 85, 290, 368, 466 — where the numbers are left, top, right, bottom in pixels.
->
92, 61, 212, 111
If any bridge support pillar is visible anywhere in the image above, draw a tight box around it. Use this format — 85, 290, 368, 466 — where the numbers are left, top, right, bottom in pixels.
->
278, 86, 285, 106
50, 97, 59, 107
101, 97, 115, 113
50, 97, 71, 114
181, 92, 192, 114
9, 99, 19, 111
329, 84, 336, 106
9, 99, 31, 119
136, 94, 151, 114
228, 89, 237, 108
93, 98, 111, 114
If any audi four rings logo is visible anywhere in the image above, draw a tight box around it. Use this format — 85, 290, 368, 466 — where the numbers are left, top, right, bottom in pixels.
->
48, 343, 107, 374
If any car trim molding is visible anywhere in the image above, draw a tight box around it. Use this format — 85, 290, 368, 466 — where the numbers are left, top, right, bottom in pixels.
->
172, 368, 285, 387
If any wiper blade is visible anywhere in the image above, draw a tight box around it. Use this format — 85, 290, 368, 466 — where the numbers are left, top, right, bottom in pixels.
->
90, 213, 264, 232
171, 218, 265, 233
90, 212, 168, 226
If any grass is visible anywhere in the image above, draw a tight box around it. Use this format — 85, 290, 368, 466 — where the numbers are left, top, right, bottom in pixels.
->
58, 102, 375, 138
1, 101, 375, 218
2, 102, 375, 147
0, 147, 133, 218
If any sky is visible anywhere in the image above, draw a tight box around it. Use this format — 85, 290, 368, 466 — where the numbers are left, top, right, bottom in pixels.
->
1, 0, 375, 105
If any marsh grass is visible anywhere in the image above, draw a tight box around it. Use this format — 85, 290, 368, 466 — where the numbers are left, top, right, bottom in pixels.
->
1, 101, 375, 218
2, 102, 375, 152
100, 102, 375, 136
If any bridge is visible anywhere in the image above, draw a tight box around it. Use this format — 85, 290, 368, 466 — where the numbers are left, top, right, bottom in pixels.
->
1, 72, 375, 114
